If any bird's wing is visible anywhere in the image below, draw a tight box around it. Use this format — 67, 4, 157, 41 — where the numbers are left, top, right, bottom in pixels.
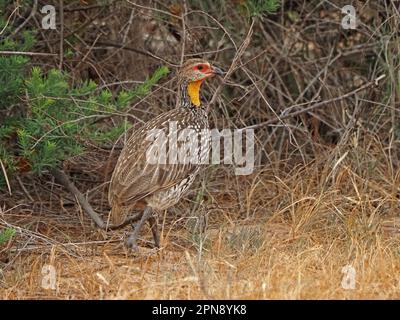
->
108, 109, 202, 207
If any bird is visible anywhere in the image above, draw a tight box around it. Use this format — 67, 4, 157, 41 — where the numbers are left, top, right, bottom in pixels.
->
108, 59, 224, 249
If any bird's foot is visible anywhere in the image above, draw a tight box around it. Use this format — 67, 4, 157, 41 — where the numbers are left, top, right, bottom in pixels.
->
125, 207, 153, 252
125, 237, 161, 256
125, 234, 140, 252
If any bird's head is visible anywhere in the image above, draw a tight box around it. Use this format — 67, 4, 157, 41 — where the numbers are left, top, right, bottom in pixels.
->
177, 59, 225, 107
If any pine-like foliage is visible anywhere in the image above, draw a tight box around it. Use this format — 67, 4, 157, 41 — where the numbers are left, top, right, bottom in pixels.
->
243, 0, 280, 17
0, 228, 15, 245
0, 12, 36, 186
0, 30, 169, 185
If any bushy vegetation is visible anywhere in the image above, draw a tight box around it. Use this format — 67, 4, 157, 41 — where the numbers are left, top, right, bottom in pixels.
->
0, 34, 168, 185
0, 228, 15, 245
244, 0, 280, 17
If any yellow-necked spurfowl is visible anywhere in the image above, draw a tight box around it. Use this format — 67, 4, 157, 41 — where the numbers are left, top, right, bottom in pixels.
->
108, 59, 224, 249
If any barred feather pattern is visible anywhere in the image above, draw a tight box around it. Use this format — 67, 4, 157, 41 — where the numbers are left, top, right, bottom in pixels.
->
108, 104, 210, 224
108, 59, 217, 225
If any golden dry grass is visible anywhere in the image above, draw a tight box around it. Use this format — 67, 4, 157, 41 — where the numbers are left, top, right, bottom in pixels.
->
1, 133, 399, 300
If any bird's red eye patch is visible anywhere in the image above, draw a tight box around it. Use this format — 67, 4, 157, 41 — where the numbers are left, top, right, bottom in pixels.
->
193, 64, 209, 73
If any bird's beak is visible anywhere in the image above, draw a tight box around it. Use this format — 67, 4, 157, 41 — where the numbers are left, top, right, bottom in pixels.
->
212, 66, 226, 77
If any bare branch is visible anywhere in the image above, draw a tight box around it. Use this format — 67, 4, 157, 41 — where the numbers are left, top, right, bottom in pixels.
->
243, 75, 386, 130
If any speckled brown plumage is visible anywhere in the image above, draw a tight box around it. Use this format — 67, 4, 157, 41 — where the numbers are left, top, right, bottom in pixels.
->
108, 59, 224, 249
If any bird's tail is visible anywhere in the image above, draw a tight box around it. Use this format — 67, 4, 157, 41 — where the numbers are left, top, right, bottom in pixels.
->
108, 201, 128, 226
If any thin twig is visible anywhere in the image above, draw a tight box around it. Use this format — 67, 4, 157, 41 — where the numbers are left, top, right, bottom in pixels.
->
50, 168, 141, 230
126, 0, 182, 20
50, 168, 105, 228
63, 3, 115, 12
208, 18, 254, 110
242, 74, 386, 130
0, 159, 11, 196
16, 176, 34, 202
122, 8, 135, 43
58, 0, 64, 70
0, 51, 58, 57
0, 4, 20, 35
11, 0, 38, 36
180, 1, 187, 67
90, 40, 179, 67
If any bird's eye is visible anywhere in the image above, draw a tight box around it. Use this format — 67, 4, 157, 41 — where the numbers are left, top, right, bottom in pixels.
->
197, 65, 204, 70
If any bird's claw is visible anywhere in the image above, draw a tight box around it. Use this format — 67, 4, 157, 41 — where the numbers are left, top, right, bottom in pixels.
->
126, 235, 140, 252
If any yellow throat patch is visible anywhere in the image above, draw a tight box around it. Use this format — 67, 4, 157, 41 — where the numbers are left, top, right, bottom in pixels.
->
187, 80, 204, 107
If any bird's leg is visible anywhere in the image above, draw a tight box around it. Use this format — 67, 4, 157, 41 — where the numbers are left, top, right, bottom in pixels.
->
126, 207, 152, 249
148, 214, 160, 248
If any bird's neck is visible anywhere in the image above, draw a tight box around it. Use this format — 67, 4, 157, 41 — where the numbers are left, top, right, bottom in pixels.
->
180, 80, 204, 108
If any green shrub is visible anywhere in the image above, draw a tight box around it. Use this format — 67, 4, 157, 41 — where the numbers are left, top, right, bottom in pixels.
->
0, 30, 169, 185
0, 228, 15, 245
243, 0, 280, 17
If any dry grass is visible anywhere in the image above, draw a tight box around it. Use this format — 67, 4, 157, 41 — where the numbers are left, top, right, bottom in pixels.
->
1, 133, 399, 299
